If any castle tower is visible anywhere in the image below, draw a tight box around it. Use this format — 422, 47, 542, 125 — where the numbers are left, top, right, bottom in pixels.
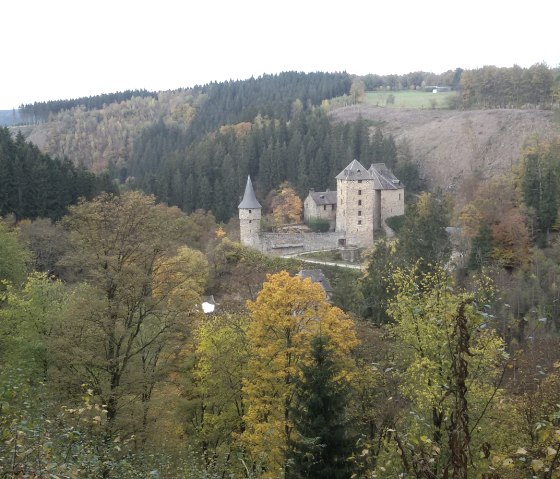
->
335, 159, 375, 248
238, 176, 262, 249
369, 163, 405, 232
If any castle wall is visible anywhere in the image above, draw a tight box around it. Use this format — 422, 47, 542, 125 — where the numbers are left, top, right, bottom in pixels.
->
258, 231, 344, 255
380, 188, 405, 224
373, 190, 382, 230
336, 178, 375, 248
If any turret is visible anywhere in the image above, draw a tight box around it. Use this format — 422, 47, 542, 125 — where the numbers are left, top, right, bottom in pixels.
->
238, 176, 262, 249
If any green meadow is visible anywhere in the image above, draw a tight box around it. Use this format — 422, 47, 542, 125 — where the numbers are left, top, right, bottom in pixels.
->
366, 89, 457, 109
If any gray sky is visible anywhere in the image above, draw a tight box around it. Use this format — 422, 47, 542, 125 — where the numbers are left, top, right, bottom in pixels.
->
2, 0, 558, 109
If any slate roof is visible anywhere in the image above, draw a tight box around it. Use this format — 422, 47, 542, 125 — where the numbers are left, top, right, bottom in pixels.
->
335, 159, 372, 180
335, 159, 403, 190
298, 269, 333, 293
369, 163, 402, 190
238, 176, 262, 209
308, 190, 337, 205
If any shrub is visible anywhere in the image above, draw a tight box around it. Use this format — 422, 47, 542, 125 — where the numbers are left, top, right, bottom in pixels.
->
385, 215, 405, 233
306, 217, 330, 232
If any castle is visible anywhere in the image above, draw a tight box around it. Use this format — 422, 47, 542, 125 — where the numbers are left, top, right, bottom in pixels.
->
239, 159, 404, 255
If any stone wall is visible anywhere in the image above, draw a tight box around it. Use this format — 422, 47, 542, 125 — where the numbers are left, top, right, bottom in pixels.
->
380, 188, 405, 225
336, 178, 375, 248
258, 231, 344, 255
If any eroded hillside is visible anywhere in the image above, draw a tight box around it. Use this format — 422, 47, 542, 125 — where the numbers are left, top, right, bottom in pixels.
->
331, 105, 559, 190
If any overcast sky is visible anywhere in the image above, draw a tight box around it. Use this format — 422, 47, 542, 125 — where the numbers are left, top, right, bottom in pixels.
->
2, 0, 558, 109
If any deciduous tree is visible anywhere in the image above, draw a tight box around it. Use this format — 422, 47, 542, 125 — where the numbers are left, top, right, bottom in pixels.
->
241, 271, 357, 478
0, 220, 31, 287
382, 265, 505, 478
360, 239, 400, 323
180, 313, 249, 476
55, 192, 208, 440
270, 182, 303, 228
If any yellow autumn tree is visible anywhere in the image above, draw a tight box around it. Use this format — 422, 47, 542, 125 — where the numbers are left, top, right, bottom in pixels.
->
152, 245, 208, 312
241, 271, 358, 478
270, 182, 302, 228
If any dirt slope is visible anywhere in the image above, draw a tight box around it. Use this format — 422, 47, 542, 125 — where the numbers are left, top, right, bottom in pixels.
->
331, 105, 559, 190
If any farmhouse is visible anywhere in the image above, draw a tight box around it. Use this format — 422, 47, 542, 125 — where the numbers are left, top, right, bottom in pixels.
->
239, 159, 404, 254
303, 189, 337, 229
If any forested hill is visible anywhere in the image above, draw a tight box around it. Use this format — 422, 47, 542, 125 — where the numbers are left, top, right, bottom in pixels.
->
186, 71, 351, 137
0, 128, 116, 220
128, 112, 415, 222
22, 71, 352, 175
17, 89, 157, 124
14, 64, 560, 222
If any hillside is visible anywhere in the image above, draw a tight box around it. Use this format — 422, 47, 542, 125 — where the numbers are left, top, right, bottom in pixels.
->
331, 105, 559, 191
24, 104, 559, 190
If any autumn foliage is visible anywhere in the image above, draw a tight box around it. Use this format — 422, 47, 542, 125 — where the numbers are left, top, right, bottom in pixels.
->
270, 182, 303, 228
242, 271, 358, 477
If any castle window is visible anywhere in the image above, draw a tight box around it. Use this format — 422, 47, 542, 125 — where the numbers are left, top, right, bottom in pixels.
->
249, 220, 252, 223
332, 204, 335, 210
358, 200, 362, 206
358, 190, 362, 195
249, 209, 252, 214
323, 205, 327, 211
358, 210, 362, 216
358, 180, 362, 184
399, 193, 401, 200
358, 220, 362, 225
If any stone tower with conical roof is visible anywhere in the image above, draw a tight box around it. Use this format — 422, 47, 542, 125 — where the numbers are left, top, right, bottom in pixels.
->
238, 176, 262, 249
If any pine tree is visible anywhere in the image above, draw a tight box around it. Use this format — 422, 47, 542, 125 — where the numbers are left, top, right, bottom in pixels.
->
468, 223, 494, 270
521, 138, 560, 242
398, 192, 452, 274
288, 335, 354, 479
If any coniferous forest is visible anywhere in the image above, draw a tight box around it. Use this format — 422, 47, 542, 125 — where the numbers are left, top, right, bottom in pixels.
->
1, 67, 560, 479
0, 128, 116, 220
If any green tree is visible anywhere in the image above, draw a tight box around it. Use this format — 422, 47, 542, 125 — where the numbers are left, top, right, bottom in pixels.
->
0, 272, 68, 378
521, 137, 560, 242
360, 240, 400, 323
180, 313, 249, 476
381, 265, 505, 479
398, 192, 452, 274
288, 335, 354, 479
0, 220, 31, 287
17, 218, 69, 276
468, 223, 494, 270
56, 192, 208, 440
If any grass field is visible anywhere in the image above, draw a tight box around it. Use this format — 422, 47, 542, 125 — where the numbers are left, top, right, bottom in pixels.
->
365, 90, 457, 109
